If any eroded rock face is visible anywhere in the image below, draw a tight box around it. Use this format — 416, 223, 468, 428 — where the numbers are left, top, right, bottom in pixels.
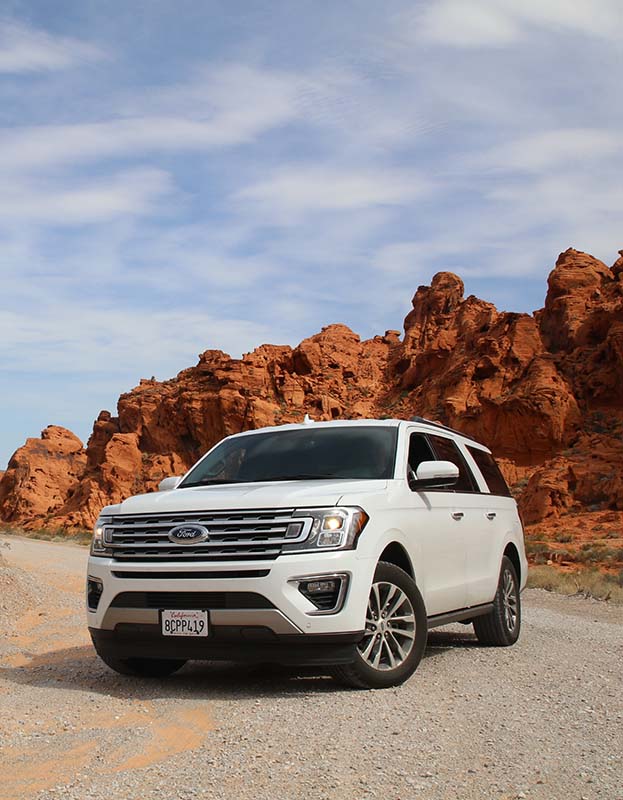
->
0, 427, 86, 524
1, 247, 621, 531
519, 425, 623, 525
395, 279, 581, 463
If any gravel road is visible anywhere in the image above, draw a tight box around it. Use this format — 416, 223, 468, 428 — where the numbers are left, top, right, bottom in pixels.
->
0, 535, 621, 800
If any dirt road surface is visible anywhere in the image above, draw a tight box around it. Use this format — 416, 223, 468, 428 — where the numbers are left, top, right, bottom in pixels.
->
0, 535, 621, 800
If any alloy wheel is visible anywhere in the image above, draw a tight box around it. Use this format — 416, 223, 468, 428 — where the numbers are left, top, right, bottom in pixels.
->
358, 581, 417, 671
502, 569, 518, 632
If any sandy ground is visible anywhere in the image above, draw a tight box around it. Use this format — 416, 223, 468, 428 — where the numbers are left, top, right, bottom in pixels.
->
0, 534, 621, 800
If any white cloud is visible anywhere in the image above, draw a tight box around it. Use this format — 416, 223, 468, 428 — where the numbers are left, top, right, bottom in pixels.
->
411, 0, 623, 47
0, 64, 302, 174
235, 166, 430, 222
416, 1, 518, 47
509, 0, 622, 40
0, 305, 278, 375
478, 128, 620, 172
0, 18, 105, 73
374, 242, 434, 276
0, 168, 172, 224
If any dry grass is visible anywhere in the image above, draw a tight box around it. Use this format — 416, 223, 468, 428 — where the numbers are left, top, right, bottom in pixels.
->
0, 524, 91, 547
528, 565, 623, 604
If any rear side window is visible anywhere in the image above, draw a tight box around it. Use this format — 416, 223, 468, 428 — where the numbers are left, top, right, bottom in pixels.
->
466, 446, 512, 497
427, 434, 478, 493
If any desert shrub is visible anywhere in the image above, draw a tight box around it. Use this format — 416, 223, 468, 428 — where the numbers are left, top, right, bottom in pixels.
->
528, 566, 623, 603
525, 541, 549, 555
554, 532, 573, 543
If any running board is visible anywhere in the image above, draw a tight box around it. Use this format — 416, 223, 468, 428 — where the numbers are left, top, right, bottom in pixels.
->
427, 603, 493, 629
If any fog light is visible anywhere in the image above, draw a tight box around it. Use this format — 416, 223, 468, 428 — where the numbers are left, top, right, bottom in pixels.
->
306, 579, 339, 594
296, 574, 348, 613
87, 577, 103, 611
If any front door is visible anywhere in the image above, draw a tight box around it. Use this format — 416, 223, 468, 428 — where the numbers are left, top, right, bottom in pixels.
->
403, 430, 468, 616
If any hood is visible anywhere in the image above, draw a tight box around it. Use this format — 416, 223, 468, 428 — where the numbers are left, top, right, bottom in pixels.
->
115, 479, 388, 515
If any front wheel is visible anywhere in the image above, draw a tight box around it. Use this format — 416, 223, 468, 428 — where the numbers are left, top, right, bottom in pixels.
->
332, 562, 428, 689
473, 556, 521, 646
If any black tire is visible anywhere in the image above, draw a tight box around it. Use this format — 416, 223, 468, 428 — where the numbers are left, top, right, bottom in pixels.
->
332, 561, 428, 689
473, 556, 521, 646
95, 650, 187, 678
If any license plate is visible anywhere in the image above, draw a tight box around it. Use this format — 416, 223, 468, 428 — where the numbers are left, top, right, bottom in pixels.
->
160, 609, 209, 637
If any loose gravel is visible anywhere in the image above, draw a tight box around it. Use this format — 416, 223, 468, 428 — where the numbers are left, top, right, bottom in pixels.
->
0, 535, 621, 800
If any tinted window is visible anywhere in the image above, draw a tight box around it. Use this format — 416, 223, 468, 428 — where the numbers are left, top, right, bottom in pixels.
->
467, 446, 512, 497
428, 434, 477, 493
408, 433, 436, 473
181, 426, 398, 486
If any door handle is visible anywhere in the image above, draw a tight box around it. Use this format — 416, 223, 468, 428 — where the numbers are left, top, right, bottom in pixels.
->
486, 512, 497, 520
451, 511, 464, 520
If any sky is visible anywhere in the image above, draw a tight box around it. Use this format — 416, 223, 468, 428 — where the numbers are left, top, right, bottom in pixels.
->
1, 0, 622, 468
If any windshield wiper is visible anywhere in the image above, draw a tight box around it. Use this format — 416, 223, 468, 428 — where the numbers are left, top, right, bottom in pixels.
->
181, 479, 247, 487
250, 474, 344, 481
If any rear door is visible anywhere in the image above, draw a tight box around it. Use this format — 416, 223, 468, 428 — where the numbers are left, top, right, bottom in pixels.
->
462, 445, 517, 606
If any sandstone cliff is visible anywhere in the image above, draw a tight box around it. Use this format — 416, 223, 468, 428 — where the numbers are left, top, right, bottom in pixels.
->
1, 248, 621, 550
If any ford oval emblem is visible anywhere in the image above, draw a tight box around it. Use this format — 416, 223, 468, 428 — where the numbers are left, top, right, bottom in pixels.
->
168, 524, 210, 545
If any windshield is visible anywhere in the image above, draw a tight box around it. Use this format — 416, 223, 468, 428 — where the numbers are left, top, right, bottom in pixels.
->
180, 426, 398, 487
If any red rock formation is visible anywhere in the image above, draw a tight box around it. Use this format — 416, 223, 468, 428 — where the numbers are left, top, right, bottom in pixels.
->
0, 427, 86, 525
519, 425, 623, 525
391, 272, 581, 463
1, 247, 621, 537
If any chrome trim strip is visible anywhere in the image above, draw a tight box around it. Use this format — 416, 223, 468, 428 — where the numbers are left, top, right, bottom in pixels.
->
101, 608, 160, 629
100, 607, 302, 634
111, 520, 296, 530
209, 609, 303, 634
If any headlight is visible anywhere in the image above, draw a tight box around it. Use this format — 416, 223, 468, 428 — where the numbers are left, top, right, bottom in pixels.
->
282, 507, 368, 553
91, 515, 113, 556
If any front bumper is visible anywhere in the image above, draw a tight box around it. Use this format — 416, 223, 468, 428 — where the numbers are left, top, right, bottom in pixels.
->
87, 550, 375, 646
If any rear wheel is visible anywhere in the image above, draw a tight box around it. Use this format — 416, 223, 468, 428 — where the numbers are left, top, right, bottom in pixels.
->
473, 556, 521, 646
332, 562, 427, 689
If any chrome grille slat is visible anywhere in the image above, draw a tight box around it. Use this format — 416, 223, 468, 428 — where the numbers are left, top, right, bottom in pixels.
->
112, 520, 292, 530
109, 508, 305, 563
112, 526, 288, 539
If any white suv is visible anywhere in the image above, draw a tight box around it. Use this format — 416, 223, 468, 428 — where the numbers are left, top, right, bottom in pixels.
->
87, 417, 527, 689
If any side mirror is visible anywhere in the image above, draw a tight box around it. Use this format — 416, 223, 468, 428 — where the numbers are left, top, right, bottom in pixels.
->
158, 476, 182, 492
409, 460, 459, 490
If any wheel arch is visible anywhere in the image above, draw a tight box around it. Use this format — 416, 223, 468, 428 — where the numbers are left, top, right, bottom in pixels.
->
504, 542, 521, 583
378, 541, 415, 580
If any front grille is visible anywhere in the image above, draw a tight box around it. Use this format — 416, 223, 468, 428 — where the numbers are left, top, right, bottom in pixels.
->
110, 591, 275, 610
106, 509, 309, 562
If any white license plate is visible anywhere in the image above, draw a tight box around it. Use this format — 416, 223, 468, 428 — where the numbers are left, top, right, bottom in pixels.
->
161, 609, 209, 637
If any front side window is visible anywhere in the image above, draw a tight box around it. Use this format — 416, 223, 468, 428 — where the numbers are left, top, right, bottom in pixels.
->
407, 432, 436, 474
427, 434, 478, 493
180, 426, 398, 487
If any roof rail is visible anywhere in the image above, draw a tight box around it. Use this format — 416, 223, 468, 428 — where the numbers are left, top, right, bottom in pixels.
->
409, 416, 476, 441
